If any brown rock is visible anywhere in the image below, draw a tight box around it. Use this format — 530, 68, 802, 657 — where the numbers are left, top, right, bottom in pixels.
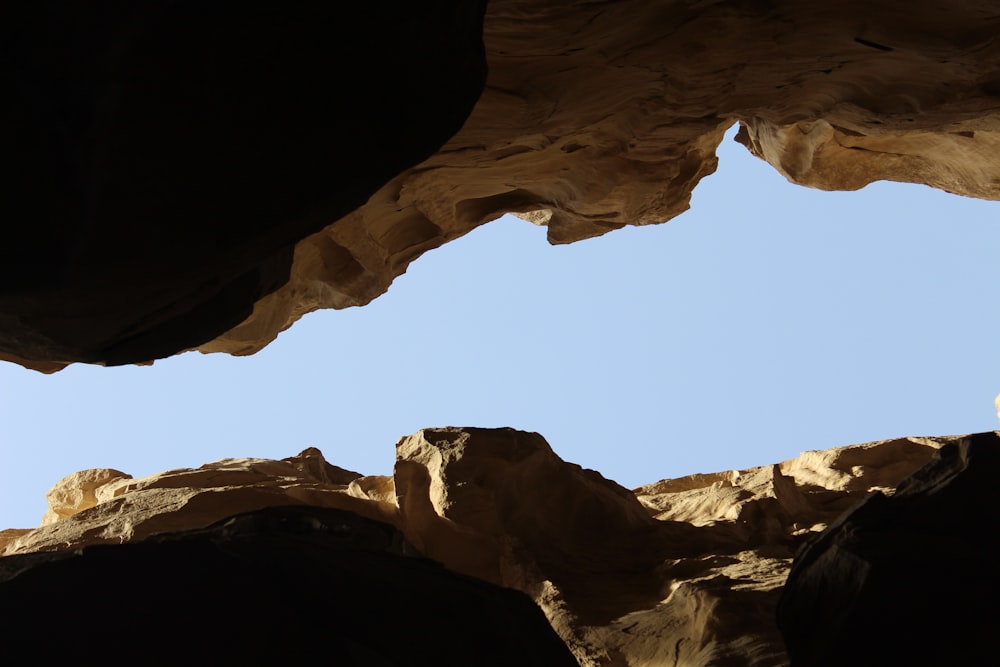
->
6, 2, 1000, 367
199, 0, 1000, 360
1, 428, 960, 665
40, 467, 132, 526
1, 448, 398, 556
0, 529, 31, 554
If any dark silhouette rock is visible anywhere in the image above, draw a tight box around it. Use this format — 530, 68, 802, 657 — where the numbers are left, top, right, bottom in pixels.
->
1, 2, 487, 367
777, 432, 998, 666
8, 2, 1000, 370
0, 505, 579, 666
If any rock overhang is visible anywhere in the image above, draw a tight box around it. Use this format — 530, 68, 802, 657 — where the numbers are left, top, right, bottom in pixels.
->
5, 1, 1000, 370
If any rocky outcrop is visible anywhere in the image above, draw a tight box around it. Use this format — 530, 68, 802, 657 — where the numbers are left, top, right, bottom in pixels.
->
5, 1, 1000, 369
184, 0, 1000, 361
2, 427, 958, 666
777, 432, 999, 667
1, 2, 488, 369
0, 447, 398, 553
0, 505, 578, 667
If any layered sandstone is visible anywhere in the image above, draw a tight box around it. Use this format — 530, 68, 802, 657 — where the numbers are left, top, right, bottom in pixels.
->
2, 427, 957, 666
5, 2, 1000, 368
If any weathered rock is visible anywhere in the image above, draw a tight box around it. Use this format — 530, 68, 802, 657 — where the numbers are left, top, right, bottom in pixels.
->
1, 428, 958, 665
0, 505, 579, 667
0, 530, 31, 554
6, 1, 1000, 368
40, 467, 131, 526
182, 0, 1000, 360
1, 447, 398, 555
777, 432, 999, 667
1, 2, 488, 368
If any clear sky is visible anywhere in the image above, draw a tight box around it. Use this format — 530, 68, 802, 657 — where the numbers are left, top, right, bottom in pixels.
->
3, 124, 1000, 530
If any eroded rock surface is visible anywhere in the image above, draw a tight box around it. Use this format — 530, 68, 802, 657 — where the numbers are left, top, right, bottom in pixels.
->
202, 0, 1000, 359
6, 2, 1000, 368
2, 427, 957, 666
1, 447, 397, 553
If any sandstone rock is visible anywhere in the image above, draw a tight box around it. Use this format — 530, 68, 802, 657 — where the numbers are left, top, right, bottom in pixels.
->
1, 2, 488, 367
0, 428, 962, 665
0, 529, 31, 554
0, 505, 579, 667
1, 447, 398, 555
777, 432, 999, 666
183, 0, 1000, 360
6, 2, 1000, 368
40, 467, 132, 526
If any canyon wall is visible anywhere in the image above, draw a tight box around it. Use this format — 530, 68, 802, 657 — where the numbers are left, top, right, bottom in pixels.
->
3, 428, 976, 666
5, 1, 1000, 369
4, 4, 999, 664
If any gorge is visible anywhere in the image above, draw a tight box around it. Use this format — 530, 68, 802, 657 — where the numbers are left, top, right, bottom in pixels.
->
4, 1, 1000, 664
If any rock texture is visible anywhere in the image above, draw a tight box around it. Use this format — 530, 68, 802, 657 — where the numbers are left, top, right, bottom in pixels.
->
1, 2, 488, 369
1, 447, 398, 553
0, 505, 578, 667
2, 427, 961, 666
778, 432, 999, 667
5, 1, 1000, 368
195, 0, 1000, 360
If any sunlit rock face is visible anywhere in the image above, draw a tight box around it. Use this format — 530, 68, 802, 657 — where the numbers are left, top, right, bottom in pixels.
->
4, 1, 1000, 369
2, 428, 956, 666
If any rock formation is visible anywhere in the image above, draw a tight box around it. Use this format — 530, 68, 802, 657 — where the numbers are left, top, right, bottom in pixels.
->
5, 1, 1000, 369
4, 3, 999, 664
777, 432, 999, 667
1, 1, 488, 369
2, 427, 964, 666
0, 505, 579, 667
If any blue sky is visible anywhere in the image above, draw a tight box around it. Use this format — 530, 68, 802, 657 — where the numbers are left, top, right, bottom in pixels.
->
3, 124, 1000, 529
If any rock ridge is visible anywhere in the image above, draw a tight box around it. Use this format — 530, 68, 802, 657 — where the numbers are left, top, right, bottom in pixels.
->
2, 427, 961, 666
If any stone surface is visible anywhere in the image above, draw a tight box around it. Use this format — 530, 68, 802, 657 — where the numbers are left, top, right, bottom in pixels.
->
0, 530, 31, 554
0, 505, 579, 667
777, 432, 999, 667
1, 447, 398, 554
2, 428, 958, 666
41, 467, 132, 526
5, 1, 1000, 368
1, 2, 488, 368
193, 0, 1000, 360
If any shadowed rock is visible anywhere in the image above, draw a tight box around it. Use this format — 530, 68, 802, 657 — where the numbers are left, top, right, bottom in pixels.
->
6, 1, 1000, 368
1, 1, 488, 368
2, 428, 959, 665
777, 432, 999, 667
0, 505, 579, 667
